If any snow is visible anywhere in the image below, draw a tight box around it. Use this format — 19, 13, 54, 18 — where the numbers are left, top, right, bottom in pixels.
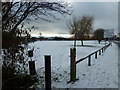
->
28, 40, 118, 88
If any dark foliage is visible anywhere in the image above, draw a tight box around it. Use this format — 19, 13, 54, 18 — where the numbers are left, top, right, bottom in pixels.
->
94, 28, 104, 43
2, 71, 38, 89
2, 1, 71, 89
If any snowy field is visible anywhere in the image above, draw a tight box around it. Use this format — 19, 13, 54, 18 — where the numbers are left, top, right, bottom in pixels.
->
28, 40, 118, 88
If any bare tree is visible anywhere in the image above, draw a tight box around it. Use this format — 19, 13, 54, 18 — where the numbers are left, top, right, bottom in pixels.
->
2, 2, 71, 36
67, 16, 79, 48
39, 32, 42, 40
2, 1, 71, 48
68, 16, 94, 46
2, 1, 71, 69
2, 2, 71, 88
77, 16, 94, 45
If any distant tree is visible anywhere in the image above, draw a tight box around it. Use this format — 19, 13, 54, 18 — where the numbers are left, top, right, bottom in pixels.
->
94, 28, 104, 44
118, 33, 120, 37
39, 32, 42, 36
39, 32, 42, 40
68, 16, 94, 46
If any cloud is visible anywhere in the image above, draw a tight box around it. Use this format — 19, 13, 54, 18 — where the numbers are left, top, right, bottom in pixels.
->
72, 2, 118, 29
30, 2, 118, 35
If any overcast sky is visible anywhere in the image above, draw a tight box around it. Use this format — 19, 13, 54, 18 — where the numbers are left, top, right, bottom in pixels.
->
29, 2, 118, 36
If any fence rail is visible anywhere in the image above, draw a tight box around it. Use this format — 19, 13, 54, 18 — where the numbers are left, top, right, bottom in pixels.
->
76, 43, 111, 64
114, 41, 120, 47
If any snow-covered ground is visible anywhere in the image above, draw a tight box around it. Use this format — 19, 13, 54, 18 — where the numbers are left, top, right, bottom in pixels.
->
28, 40, 118, 88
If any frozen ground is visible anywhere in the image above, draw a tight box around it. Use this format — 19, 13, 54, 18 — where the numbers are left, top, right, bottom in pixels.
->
28, 40, 118, 88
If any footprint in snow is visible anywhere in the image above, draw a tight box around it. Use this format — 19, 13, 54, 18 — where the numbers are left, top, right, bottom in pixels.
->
97, 73, 99, 75
64, 71, 68, 73
82, 74, 85, 76
89, 79, 91, 81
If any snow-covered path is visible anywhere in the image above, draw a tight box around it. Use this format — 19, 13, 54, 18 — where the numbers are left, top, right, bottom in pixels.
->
29, 41, 118, 88
74, 43, 118, 88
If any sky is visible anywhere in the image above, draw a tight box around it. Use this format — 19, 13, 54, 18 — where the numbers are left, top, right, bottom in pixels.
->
28, 2, 118, 37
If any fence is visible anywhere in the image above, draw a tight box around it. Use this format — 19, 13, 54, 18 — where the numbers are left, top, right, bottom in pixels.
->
3, 55, 51, 90
3, 43, 111, 88
114, 41, 120, 47
70, 43, 111, 82
76, 43, 111, 65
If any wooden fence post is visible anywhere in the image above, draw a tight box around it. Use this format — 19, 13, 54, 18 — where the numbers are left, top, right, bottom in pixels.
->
70, 48, 76, 82
99, 50, 101, 55
95, 52, 97, 59
88, 55, 91, 66
102, 48, 104, 53
103, 46, 106, 51
105, 45, 107, 50
45, 55, 51, 90
29, 61, 36, 75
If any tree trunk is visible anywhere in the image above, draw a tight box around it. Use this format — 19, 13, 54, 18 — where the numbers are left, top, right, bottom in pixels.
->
81, 40, 84, 46
98, 40, 101, 44
74, 39, 76, 48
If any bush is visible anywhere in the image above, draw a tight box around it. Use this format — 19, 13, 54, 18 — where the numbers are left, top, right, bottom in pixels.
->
2, 66, 38, 89
2, 31, 38, 89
